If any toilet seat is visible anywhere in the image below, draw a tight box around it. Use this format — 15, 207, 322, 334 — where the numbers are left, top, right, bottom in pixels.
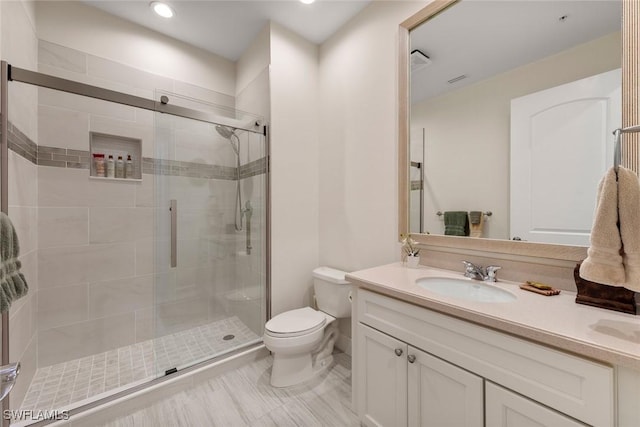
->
265, 307, 326, 338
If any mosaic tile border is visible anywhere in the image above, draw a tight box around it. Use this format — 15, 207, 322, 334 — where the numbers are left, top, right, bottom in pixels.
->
4, 121, 267, 180
6, 121, 37, 164
38, 146, 90, 169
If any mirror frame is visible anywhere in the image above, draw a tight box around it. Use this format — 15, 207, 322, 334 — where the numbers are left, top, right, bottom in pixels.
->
398, 0, 640, 262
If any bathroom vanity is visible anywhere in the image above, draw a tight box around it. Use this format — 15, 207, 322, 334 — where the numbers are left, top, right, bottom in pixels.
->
347, 264, 640, 427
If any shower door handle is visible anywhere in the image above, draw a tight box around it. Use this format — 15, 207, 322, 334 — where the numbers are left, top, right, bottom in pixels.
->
170, 199, 177, 268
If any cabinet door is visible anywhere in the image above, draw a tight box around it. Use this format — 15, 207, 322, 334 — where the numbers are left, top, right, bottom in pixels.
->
486, 382, 585, 427
408, 347, 483, 427
357, 324, 408, 427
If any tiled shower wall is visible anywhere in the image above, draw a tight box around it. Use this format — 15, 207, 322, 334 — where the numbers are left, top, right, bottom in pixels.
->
3, 35, 266, 410
33, 40, 265, 368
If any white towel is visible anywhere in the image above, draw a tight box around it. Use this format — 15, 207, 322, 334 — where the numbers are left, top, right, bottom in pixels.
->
579, 168, 625, 286
617, 167, 640, 291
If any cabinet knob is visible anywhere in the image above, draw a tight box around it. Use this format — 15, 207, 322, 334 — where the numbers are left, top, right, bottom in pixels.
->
407, 354, 416, 364
394, 348, 403, 357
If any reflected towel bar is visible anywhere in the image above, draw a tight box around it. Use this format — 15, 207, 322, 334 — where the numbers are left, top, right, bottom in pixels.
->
613, 125, 640, 171
437, 211, 492, 217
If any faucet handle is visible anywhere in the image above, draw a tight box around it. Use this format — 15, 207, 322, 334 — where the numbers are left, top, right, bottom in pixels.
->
462, 260, 479, 278
485, 265, 502, 282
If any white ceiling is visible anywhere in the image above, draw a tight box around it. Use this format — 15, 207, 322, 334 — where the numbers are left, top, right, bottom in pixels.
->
83, 0, 371, 61
411, 0, 622, 103
82, 0, 621, 101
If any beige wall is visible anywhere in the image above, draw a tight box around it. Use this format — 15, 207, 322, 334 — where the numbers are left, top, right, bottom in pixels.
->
318, 2, 427, 343
318, 1, 425, 271
411, 31, 621, 239
236, 24, 270, 99
34, 1, 236, 96
269, 22, 320, 316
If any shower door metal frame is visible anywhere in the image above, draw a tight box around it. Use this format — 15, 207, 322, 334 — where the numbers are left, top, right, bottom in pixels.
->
1, 61, 10, 427
0, 60, 271, 424
8, 65, 264, 134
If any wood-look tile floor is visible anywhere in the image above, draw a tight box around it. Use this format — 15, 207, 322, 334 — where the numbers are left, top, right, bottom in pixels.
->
101, 352, 358, 427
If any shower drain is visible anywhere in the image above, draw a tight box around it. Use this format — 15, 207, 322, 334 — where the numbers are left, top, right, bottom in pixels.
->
223, 334, 235, 341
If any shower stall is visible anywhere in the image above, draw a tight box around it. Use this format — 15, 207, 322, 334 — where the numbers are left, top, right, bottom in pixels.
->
0, 60, 269, 423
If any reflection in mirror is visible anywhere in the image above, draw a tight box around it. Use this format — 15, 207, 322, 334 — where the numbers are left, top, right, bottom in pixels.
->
408, 0, 622, 246
410, 128, 425, 233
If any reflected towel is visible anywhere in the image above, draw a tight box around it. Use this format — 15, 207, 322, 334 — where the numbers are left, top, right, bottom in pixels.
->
0, 212, 28, 313
469, 211, 482, 225
469, 211, 484, 238
444, 211, 469, 236
579, 168, 625, 286
617, 167, 640, 291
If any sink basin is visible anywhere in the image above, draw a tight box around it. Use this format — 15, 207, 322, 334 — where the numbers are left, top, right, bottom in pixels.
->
416, 277, 516, 303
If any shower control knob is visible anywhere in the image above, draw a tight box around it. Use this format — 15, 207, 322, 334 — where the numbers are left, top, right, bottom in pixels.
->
395, 348, 403, 357
407, 355, 416, 364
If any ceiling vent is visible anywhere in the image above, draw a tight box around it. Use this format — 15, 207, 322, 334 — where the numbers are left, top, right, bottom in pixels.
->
411, 50, 432, 73
447, 74, 468, 84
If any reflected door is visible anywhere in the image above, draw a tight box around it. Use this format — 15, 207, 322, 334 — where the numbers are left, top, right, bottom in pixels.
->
510, 68, 621, 245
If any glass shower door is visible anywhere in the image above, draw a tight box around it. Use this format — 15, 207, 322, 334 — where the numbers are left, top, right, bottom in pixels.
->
152, 95, 267, 377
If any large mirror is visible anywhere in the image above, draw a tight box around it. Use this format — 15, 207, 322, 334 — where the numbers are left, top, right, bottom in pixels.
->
404, 0, 624, 247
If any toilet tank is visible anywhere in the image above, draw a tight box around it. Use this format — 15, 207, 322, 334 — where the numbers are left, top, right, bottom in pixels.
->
312, 266, 352, 318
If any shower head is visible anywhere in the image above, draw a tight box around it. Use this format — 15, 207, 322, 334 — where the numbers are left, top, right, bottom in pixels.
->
215, 124, 235, 140
215, 124, 240, 156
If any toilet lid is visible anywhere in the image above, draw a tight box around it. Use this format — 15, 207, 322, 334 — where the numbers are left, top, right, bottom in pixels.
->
265, 307, 326, 337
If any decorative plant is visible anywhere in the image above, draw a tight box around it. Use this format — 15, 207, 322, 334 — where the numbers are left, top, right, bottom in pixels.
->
400, 234, 420, 257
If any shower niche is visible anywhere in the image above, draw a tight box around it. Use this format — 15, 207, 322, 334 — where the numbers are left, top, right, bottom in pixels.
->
89, 131, 143, 181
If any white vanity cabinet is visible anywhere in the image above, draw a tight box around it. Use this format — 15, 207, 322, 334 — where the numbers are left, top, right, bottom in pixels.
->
358, 323, 483, 427
357, 324, 408, 427
485, 382, 584, 427
353, 288, 615, 427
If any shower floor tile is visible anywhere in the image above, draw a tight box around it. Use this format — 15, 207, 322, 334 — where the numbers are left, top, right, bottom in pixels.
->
20, 316, 260, 413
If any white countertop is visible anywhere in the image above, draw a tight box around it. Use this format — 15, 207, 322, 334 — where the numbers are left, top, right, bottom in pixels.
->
346, 262, 640, 370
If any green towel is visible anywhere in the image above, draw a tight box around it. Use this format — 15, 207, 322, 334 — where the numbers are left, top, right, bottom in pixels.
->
0, 212, 28, 313
444, 211, 469, 236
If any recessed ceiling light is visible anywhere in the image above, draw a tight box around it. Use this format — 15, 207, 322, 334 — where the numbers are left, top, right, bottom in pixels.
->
151, 1, 174, 18
300, 0, 316, 4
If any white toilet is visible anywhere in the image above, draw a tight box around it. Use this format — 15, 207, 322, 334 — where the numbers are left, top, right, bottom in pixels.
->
263, 266, 351, 387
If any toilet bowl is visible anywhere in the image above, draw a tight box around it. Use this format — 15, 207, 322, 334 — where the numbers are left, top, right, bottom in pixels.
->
264, 267, 351, 387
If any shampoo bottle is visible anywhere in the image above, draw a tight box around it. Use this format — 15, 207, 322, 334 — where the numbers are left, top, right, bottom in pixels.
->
107, 155, 115, 178
125, 155, 133, 179
115, 155, 124, 178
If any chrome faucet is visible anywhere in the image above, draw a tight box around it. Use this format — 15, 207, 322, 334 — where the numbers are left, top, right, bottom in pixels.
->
462, 261, 501, 282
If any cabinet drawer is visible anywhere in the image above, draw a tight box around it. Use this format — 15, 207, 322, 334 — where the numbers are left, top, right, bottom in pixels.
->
357, 289, 613, 427
486, 382, 585, 427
